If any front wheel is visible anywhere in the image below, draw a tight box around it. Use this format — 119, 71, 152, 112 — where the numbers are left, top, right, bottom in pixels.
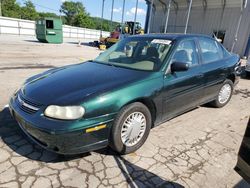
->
210, 79, 233, 108
110, 102, 152, 154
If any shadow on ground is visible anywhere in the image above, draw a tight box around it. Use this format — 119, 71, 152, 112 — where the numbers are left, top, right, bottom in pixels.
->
240, 66, 250, 80
96, 148, 184, 187
0, 107, 88, 162
233, 179, 250, 188
23, 39, 44, 44
0, 107, 184, 187
66, 41, 98, 47
115, 155, 184, 188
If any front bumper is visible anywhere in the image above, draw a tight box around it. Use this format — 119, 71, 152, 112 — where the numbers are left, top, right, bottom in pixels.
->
9, 95, 115, 155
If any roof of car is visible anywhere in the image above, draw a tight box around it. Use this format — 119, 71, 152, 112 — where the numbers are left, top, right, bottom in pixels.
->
130, 33, 212, 41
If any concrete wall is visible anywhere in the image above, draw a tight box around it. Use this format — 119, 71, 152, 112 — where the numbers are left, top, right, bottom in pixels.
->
148, 2, 250, 56
0, 16, 110, 41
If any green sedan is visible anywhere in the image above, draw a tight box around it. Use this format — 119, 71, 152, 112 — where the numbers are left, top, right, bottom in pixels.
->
9, 34, 241, 154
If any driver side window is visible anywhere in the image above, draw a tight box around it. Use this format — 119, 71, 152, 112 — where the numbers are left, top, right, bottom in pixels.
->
172, 40, 198, 67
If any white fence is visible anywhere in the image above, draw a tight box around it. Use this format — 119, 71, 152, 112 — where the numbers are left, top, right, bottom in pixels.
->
0, 16, 110, 40
63, 25, 110, 40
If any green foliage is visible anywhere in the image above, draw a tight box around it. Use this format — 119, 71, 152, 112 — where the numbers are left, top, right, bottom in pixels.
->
38, 12, 59, 19
60, 1, 118, 31
91, 17, 119, 32
2, 0, 21, 18
60, 1, 88, 26
74, 13, 94, 28
20, 1, 39, 20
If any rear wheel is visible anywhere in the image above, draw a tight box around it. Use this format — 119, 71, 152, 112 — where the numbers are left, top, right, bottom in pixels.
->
110, 102, 152, 154
210, 79, 233, 108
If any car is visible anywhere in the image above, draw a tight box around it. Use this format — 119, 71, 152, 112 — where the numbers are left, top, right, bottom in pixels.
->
245, 56, 250, 77
235, 118, 250, 184
9, 34, 241, 155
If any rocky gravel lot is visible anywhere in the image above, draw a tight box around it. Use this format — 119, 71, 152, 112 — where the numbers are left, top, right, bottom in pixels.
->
0, 35, 249, 188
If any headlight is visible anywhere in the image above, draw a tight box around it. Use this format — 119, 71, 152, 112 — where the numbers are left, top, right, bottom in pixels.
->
44, 105, 85, 120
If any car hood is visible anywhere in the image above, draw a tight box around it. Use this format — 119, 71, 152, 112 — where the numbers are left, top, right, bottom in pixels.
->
21, 61, 150, 105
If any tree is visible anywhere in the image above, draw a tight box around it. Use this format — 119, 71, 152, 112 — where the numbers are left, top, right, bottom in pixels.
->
91, 17, 118, 32
74, 12, 94, 28
2, 0, 21, 18
20, 0, 39, 20
39, 12, 59, 19
60, 1, 93, 27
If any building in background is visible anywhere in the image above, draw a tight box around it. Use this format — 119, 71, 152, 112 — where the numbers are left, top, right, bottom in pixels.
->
144, 0, 250, 57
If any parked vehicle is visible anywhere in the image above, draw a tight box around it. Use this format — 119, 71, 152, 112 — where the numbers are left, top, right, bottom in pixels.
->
96, 21, 144, 49
245, 56, 250, 77
9, 34, 241, 155
235, 118, 250, 183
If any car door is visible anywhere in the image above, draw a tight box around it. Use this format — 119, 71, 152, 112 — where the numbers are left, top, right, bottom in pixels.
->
162, 39, 205, 121
197, 37, 227, 102
235, 118, 250, 183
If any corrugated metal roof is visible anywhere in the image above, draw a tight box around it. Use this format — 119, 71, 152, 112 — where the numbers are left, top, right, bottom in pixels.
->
152, 0, 242, 9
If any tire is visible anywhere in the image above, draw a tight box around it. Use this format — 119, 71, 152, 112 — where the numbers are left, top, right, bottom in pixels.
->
210, 79, 233, 108
246, 71, 250, 78
110, 102, 152, 154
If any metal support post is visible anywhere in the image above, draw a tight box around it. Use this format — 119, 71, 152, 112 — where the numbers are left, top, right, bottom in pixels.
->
184, 0, 192, 34
148, 0, 154, 33
164, 0, 171, 33
133, 0, 139, 35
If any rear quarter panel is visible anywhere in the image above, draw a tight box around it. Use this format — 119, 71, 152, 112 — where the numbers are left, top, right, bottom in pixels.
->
202, 53, 240, 102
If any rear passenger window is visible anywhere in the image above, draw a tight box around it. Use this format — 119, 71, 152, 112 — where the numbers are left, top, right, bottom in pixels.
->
172, 40, 198, 66
198, 38, 223, 63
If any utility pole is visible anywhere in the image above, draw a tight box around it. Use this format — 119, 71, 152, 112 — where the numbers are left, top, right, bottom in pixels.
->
110, 0, 114, 31
100, 0, 105, 37
121, 0, 125, 24
59, 9, 62, 21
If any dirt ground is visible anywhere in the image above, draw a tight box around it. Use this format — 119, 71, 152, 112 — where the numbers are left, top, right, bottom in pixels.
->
0, 35, 249, 188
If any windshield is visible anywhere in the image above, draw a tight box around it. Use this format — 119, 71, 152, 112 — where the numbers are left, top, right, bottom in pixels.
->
94, 37, 172, 71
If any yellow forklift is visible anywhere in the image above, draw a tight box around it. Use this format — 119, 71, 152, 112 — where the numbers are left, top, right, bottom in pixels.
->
99, 21, 144, 50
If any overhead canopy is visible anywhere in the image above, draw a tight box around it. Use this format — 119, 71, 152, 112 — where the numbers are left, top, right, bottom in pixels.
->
150, 0, 244, 9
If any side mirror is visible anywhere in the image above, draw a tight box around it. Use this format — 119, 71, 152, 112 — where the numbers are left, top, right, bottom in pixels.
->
171, 62, 189, 72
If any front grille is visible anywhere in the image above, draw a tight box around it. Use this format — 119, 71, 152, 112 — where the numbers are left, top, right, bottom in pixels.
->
16, 93, 41, 114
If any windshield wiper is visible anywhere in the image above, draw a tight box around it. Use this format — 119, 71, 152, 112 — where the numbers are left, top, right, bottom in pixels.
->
93, 60, 117, 68
106, 62, 118, 68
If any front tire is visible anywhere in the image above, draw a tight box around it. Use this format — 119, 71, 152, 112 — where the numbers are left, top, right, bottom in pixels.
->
110, 102, 152, 154
210, 79, 233, 108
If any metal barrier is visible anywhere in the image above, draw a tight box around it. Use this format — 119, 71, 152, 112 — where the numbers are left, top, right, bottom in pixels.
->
0, 16, 110, 40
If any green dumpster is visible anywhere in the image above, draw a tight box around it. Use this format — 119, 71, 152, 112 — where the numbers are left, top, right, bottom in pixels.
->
36, 18, 63, 44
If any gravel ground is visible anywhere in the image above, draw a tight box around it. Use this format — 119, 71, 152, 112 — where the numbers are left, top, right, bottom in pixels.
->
0, 35, 249, 188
